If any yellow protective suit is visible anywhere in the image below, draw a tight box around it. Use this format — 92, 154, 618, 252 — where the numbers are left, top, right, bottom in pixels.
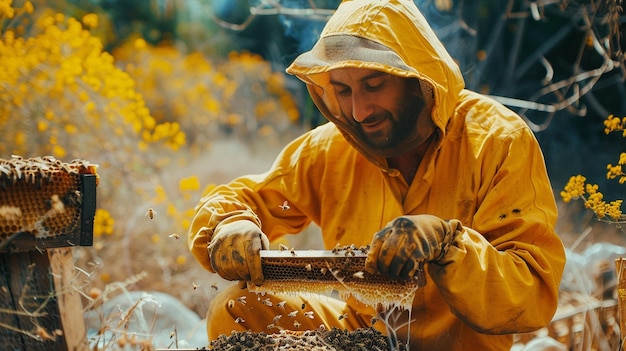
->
188, 0, 566, 350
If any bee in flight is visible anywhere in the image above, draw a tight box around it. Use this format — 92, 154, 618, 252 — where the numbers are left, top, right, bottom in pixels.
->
145, 208, 156, 219
279, 201, 290, 211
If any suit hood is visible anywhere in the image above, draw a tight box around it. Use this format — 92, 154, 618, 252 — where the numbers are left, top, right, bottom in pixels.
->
286, 0, 465, 164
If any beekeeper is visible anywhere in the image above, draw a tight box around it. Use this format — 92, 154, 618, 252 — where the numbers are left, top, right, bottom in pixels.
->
188, 0, 566, 349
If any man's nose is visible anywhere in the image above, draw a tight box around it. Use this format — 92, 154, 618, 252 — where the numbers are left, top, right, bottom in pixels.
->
351, 93, 372, 123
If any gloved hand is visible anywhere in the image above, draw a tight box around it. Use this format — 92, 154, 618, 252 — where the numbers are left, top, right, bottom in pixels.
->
365, 214, 462, 280
208, 220, 269, 286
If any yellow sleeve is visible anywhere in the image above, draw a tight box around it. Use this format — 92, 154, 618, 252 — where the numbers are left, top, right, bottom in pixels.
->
187, 130, 325, 272
429, 126, 566, 334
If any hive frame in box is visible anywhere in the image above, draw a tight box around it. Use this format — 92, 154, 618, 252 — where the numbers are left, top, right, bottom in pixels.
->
0, 173, 97, 253
0, 166, 97, 351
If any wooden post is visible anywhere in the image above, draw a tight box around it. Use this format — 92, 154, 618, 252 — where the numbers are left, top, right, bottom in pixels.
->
0, 248, 88, 350
49, 247, 88, 350
0, 172, 96, 350
615, 258, 626, 350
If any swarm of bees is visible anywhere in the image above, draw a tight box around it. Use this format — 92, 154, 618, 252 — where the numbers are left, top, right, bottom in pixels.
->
331, 243, 369, 256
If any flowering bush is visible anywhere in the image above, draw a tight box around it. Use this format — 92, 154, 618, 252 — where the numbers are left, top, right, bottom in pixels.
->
112, 38, 301, 149
0, 0, 302, 317
561, 114, 625, 228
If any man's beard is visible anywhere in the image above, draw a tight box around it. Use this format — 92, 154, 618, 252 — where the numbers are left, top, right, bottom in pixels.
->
357, 95, 424, 150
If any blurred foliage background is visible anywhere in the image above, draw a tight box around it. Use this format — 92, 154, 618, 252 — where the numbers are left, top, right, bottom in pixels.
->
1, 0, 625, 322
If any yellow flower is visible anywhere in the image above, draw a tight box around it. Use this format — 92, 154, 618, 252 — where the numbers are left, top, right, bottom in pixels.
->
181, 219, 190, 230
82, 13, 98, 29
607, 200, 623, 221
37, 120, 48, 132
167, 203, 177, 216
100, 273, 111, 283
23, 1, 33, 14
0, 0, 15, 19
134, 37, 147, 49
153, 185, 167, 203
585, 192, 607, 218
585, 183, 599, 194
560, 175, 586, 202
604, 114, 626, 134
93, 208, 114, 238
14, 130, 25, 145
64, 124, 78, 134
179, 175, 200, 192
52, 145, 66, 158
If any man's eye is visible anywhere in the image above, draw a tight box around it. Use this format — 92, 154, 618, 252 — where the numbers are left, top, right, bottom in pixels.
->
366, 80, 385, 91
336, 87, 351, 96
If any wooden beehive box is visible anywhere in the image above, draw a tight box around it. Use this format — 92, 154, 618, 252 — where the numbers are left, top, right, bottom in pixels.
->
0, 157, 97, 351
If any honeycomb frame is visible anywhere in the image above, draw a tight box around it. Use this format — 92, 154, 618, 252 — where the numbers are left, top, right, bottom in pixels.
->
251, 249, 421, 309
0, 156, 97, 253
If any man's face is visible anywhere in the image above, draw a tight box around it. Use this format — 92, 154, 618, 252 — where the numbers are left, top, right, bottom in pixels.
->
329, 68, 425, 150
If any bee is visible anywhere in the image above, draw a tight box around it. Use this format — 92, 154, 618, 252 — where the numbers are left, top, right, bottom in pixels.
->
272, 314, 283, 323
290, 248, 297, 256
169, 233, 180, 240
236, 296, 247, 305
332, 243, 342, 254
267, 323, 279, 330
288, 311, 298, 318
320, 268, 327, 275
169, 331, 176, 339
277, 301, 287, 309
498, 213, 506, 220
210, 282, 219, 291
192, 282, 199, 290
227, 300, 235, 308
512, 208, 521, 214
50, 194, 65, 213
338, 313, 348, 321
304, 311, 315, 319
261, 297, 273, 306
301, 303, 306, 309
235, 317, 245, 323
370, 316, 379, 326
145, 208, 156, 219
293, 320, 301, 328
305, 264, 312, 272
344, 246, 355, 256
352, 271, 365, 279
279, 243, 289, 251
279, 200, 290, 211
